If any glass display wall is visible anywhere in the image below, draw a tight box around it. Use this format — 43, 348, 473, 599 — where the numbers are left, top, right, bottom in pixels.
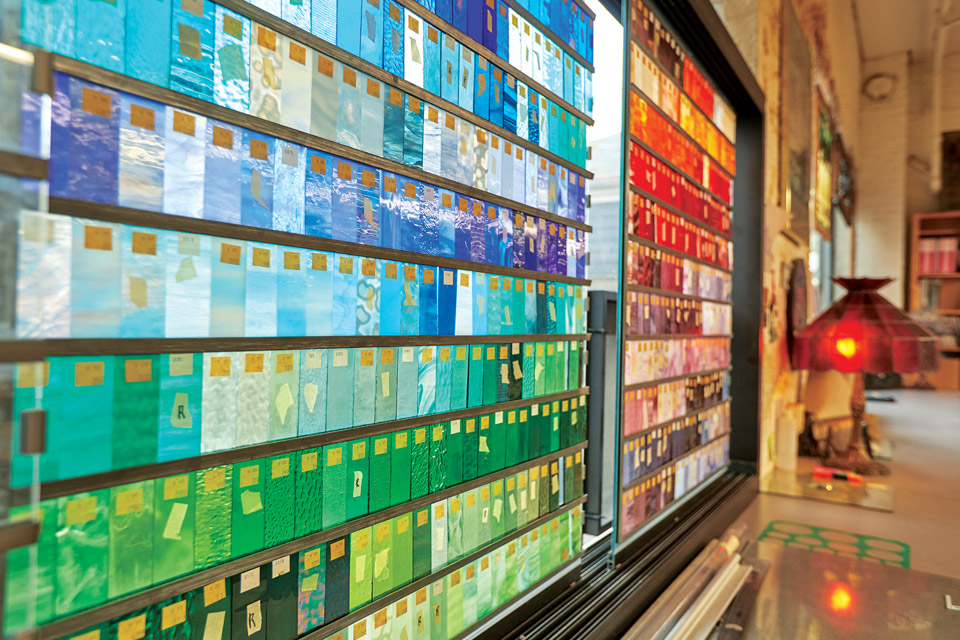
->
0, 0, 595, 638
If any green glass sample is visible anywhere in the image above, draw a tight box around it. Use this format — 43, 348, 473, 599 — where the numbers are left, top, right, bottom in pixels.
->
504, 409, 520, 468
187, 578, 231, 640
64, 623, 109, 640
412, 506, 431, 580
503, 476, 518, 534
195, 465, 232, 569
447, 494, 463, 563
322, 443, 348, 529
346, 438, 370, 521
539, 402, 552, 457
446, 570, 463, 637
389, 430, 412, 507
522, 343, 536, 399
270, 351, 301, 441
559, 399, 571, 449
518, 409, 530, 462
549, 460, 561, 512
392, 514, 413, 589
153, 473, 196, 584
462, 563, 478, 631
110, 606, 157, 640
56, 490, 109, 616
325, 535, 351, 621
477, 415, 492, 477
410, 426, 429, 500
3, 502, 57, 632
461, 417, 478, 481
534, 343, 546, 396
539, 463, 550, 518
350, 527, 373, 611
375, 346, 398, 423
109, 481, 155, 598
554, 342, 566, 392
232, 459, 265, 558
564, 455, 575, 501
232, 565, 267, 640
430, 580, 446, 640
516, 472, 529, 529
462, 489, 479, 554
436, 346, 453, 413
490, 480, 506, 541
490, 410, 506, 472
543, 343, 556, 394
430, 500, 447, 573
429, 423, 447, 493
371, 520, 393, 600
155, 595, 192, 639
298, 544, 326, 634
451, 345, 468, 409
528, 404, 542, 460
446, 420, 463, 486
266, 554, 298, 640
572, 506, 583, 555
112, 355, 160, 469
550, 400, 561, 452
568, 341, 580, 390
529, 528, 543, 586
518, 533, 531, 593
508, 341, 523, 400
504, 540, 519, 602
476, 553, 492, 619
467, 345, 483, 408
369, 434, 392, 514
482, 345, 498, 406
265, 453, 296, 548
490, 547, 505, 608
528, 467, 542, 523
573, 451, 584, 499
497, 344, 511, 401
477, 485, 492, 548
295, 448, 323, 537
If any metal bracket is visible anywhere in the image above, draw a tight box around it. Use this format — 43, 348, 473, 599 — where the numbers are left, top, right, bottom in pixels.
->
19, 408, 47, 455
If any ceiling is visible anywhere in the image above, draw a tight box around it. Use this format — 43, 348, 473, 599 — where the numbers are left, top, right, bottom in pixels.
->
853, 0, 960, 60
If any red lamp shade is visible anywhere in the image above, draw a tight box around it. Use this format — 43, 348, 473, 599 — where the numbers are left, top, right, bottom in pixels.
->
792, 278, 941, 374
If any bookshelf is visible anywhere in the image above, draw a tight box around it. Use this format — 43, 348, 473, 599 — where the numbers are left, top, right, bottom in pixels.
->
909, 211, 960, 390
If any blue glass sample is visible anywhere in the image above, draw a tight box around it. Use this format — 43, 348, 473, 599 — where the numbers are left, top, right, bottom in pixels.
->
281, 35, 313, 133
250, 0, 280, 15
457, 120, 474, 185
400, 265, 419, 336
487, 137, 502, 196
452, 0, 469, 36
473, 129, 489, 191
359, 75, 385, 158
21, 0, 77, 57
356, 165, 381, 246
454, 194, 472, 261
298, 350, 327, 435
422, 104, 442, 175
396, 346, 418, 419
517, 84, 529, 141
513, 212, 525, 270
282, 0, 311, 30
503, 74, 517, 133
336, 0, 361, 55
398, 176, 421, 253
472, 273, 487, 336
209, 237, 245, 337
404, 11, 424, 87
483, 0, 497, 51
158, 353, 203, 461
403, 94, 424, 168
524, 215, 538, 271
250, 24, 283, 123
304, 151, 333, 238
474, 57, 489, 121
380, 261, 403, 336
325, 348, 355, 430
356, 258, 380, 335
557, 226, 567, 275
436, 0, 452, 23
203, 119, 242, 224
336, 64, 362, 149
420, 184, 441, 256
574, 62, 584, 113
383, 0, 404, 75
440, 110, 458, 181
423, 22, 442, 97
171, 0, 215, 101
458, 44, 475, 113
245, 243, 278, 337
359, 0, 384, 66
416, 346, 436, 416
120, 227, 165, 338
419, 266, 438, 336
76, 0, 126, 73
438, 268, 457, 336
274, 140, 306, 234
213, 6, 250, 113
311, 53, 338, 141
513, 146, 526, 204
305, 251, 334, 336
496, 0, 510, 60
490, 65, 504, 129
537, 156, 549, 212
380, 171, 402, 249
68, 78, 119, 205
165, 233, 212, 337
384, 88, 406, 165
485, 207, 500, 266
563, 53, 573, 105
163, 106, 206, 219
278, 248, 307, 336
241, 130, 274, 229
312, 0, 336, 43
71, 220, 121, 338
455, 272, 473, 335
126, 0, 170, 86
471, 198, 487, 264
354, 348, 377, 425
332, 254, 358, 336
118, 94, 165, 212
441, 33, 459, 105
331, 159, 358, 243
557, 165, 568, 219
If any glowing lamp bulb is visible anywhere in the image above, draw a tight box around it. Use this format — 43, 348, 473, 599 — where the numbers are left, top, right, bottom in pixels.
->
827, 581, 853, 614
835, 337, 857, 359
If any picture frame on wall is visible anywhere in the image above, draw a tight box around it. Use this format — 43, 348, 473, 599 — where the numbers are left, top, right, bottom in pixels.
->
780, 0, 812, 244
814, 90, 833, 242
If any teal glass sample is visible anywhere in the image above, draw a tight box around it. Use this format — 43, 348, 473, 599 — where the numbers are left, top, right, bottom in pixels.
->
298, 350, 327, 435
336, 0, 361, 55
337, 63, 362, 149
400, 262, 420, 336
435, 347, 452, 413
278, 247, 307, 337
50, 356, 114, 479
326, 348, 355, 430
458, 47, 474, 113
472, 273, 487, 336
56, 490, 109, 616
360, 0, 384, 67
112, 355, 160, 469
232, 460, 265, 557
21, 0, 77, 57
396, 346, 418, 419
200, 351, 238, 453
213, 5, 250, 113
118, 95, 166, 214
274, 140, 307, 234
120, 226, 165, 337
451, 346, 468, 409
304, 250, 334, 336
380, 261, 403, 336
332, 253, 358, 336
71, 220, 121, 338
270, 350, 300, 440
153, 473, 196, 583
331, 159, 358, 243
384, 92, 405, 165
468, 345, 483, 408
108, 481, 154, 598
236, 350, 270, 446
209, 237, 245, 337
417, 346, 437, 416
76, 0, 126, 73
353, 348, 377, 426
311, 54, 338, 141
423, 21, 441, 96
171, 0, 215, 101
165, 232, 212, 338
245, 242, 278, 337
376, 346, 398, 422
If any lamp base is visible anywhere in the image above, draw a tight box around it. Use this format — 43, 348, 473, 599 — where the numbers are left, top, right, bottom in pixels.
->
822, 372, 891, 476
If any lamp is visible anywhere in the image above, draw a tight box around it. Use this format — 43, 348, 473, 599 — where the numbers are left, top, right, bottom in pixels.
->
792, 278, 941, 475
